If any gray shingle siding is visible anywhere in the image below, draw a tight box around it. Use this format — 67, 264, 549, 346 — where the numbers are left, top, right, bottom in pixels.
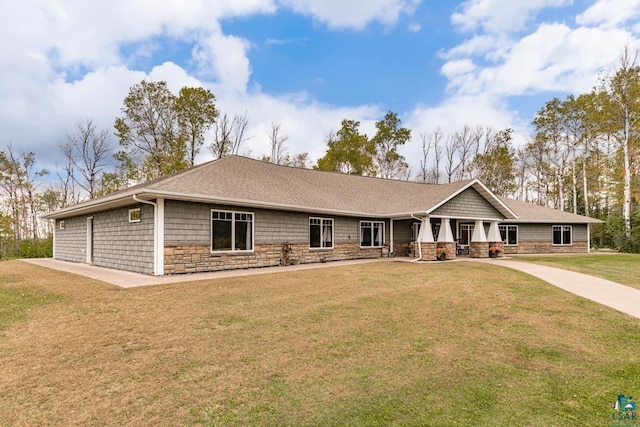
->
431, 188, 504, 219
164, 200, 389, 247
519, 223, 588, 242
53, 205, 154, 273
55, 216, 86, 262
91, 205, 154, 274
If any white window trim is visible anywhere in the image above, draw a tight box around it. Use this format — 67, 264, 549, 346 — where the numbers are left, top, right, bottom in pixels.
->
210, 209, 255, 253
59, 220, 65, 230
499, 224, 518, 246
360, 220, 385, 248
309, 217, 334, 250
128, 208, 141, 223
552, 225, 572, 246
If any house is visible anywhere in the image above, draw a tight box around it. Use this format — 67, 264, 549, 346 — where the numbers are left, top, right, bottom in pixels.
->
42, 156, 601, 276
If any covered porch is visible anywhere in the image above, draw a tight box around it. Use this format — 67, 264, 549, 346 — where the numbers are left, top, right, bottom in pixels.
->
388, 216, 505, 261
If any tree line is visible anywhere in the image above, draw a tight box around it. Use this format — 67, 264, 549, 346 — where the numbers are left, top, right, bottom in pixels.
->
1, 48, 639, 257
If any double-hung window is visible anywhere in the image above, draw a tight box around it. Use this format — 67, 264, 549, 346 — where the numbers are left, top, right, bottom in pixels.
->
552, 225, 571, 245
360, 221, 384, 247
211, 210, 254, 252
499, 225, 518, 245
310, 217, 333, 249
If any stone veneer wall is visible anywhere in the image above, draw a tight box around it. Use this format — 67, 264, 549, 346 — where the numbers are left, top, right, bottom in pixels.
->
502, 240, 588, 255
469, 241, 489, 258
164, 241, 383, 274
419, 242, 437, 261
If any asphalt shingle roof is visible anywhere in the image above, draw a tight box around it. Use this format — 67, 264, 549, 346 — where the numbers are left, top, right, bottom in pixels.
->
43, 155, 601, 223
145, 156, 475, 216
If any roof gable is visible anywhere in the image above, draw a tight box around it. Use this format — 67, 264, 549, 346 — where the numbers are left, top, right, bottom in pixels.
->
430, 187, 505, 220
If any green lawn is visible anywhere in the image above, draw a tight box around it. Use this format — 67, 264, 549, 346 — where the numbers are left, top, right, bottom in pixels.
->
0, 259, 638, 426
514, 253, 640, 290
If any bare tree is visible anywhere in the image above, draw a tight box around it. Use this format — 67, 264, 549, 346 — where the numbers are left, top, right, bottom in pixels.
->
453, 125, 481, 180
230, 112, 251, 155
444, 135, 460, 183
61, 119, 112, 200
417, 131, 431, 183
268, 122, 289, 165
209, 113, 234, 159
210, 112, 252, 159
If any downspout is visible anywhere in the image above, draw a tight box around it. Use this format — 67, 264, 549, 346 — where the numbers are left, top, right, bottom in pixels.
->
410, 214, 423, 262
133, 195, 163, 276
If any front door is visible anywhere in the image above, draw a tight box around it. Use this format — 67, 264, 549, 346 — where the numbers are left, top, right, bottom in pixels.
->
459, 224, 474, 245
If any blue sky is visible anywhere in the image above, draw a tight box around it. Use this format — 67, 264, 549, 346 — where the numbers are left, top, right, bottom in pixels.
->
1, 0, 639, 177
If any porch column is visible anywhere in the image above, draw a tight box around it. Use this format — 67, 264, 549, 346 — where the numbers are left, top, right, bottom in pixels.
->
418, 217, 436, 260
487, 221, 503, 257
390, 219, 394, 256
470, 219, 488, 258
487, 221, 501, 242
436, 218, 456, 260
418, 217, 434, 243
437, 218, 454, 242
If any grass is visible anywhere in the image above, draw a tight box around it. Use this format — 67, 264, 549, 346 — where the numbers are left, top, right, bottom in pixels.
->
513, 253, 640, 290
0, 259, 638, 426
0, 272, 62, 331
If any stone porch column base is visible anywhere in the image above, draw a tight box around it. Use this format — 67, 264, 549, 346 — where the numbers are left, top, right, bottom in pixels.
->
470, 241, 489, 258
420, 242, 437, 260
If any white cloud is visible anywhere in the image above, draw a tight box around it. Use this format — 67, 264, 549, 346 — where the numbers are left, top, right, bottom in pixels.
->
444, 23, 632, 97
278, 0, 420, 29
451, 0, 570, 34
192, 31, 253, 94
441, 59, 477, 79
576, 0, 640, 29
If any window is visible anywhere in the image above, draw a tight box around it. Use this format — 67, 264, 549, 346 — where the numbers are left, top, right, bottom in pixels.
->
360, 221, 384, 247
58, 220, 65, 230
211, 210, 254, 252
553, 225, 572, 245
129, 208, 141, 223
499, 225, 518, 245
310, 217, 333, 249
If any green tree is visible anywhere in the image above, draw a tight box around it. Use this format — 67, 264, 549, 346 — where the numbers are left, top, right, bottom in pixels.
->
316, 120, 376, 175
372, 111, 411, 179
595, 47, 640, 246
175, 87, 218, 166
114, 80, 187, 182
469, 128, 516, 197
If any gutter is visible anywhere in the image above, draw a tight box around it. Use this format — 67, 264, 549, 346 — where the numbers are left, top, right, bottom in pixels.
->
133, 194, 163, 276
410, 214, 423, 262
133, 194, 156, 209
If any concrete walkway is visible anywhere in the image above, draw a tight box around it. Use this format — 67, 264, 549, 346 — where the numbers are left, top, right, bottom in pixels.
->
467, 258, 640, 320
21, 258, 389, 288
